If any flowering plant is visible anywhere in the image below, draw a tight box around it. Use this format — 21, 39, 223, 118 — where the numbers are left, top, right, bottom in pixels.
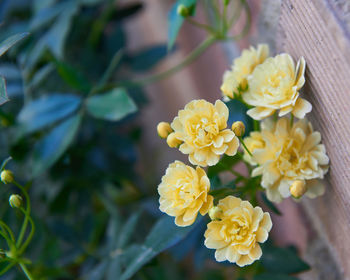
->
157, 44, 329, 271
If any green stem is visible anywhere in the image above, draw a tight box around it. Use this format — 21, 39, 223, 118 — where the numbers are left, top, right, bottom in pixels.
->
105, 36, 217, 89
228, 0, 243, 28
186, 18, 215, 34
290, 114, 294, 127
238, 136, 253, 157
225, 0, 251, 41
0, 262, 15, 275
13, 181, 31, 248
0, 221, 15, 242
253, 120, 259, 131
222, 3, 228, 33
228, 168, 247, 180
19, 263, 34, 280
18, 208, 35, 255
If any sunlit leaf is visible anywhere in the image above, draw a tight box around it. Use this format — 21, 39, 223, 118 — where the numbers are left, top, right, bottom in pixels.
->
32, 113, 82, 176
86, 89, 137, 121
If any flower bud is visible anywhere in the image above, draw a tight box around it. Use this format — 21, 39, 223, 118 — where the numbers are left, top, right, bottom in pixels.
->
9, 194, 22, 208
290, 180, 306, 198
209, 206, 222, 221
177, 4, 190, 17
166, 133, 182, 148
157, 122, 173, 139
231, 121, 245, 137
1, 170, 14, 184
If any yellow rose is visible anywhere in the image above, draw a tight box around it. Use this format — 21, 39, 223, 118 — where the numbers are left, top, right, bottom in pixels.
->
249, 118, 329, 202
243, 53, 312, 120
204, 196, 272, 267
242, 131, 265, 165
221, 44, 269, 99
158, 161, 213, 226
170, 99, 239, 167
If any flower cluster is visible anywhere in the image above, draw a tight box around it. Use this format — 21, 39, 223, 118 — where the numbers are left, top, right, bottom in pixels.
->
156, 45, 329, 267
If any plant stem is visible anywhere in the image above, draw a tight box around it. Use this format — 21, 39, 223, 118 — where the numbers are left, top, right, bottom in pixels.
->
105, 36, 217, 89
290, 114, 294, 127
18, 208, 35, 255
238, 136, 253, 157
19, 263, 34, 280
225, 0, 251, 41
186, 18, 215, 33
13, 181, 31, 248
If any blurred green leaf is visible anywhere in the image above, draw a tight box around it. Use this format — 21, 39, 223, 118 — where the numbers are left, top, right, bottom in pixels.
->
17, 93, 82, 135
32, 113, 82, 176
207, 154, 240, 178
106, 257, 121, 280
53, 59, 91, 93
0, 32, 29, 57
168, 0, 197, 51
0, 76, 9, 105
86, 89, 137, 121
120, 216, 195, 280
260, 193, 282, 216
113, 2, 143, 21
117, 212, 140, 249
87, 260, 109, 280
128, 45, 169, 72
261, 244, 310, 274
226, 99, 253, 135
27, 63, 55, 90
254, 274, 298, 280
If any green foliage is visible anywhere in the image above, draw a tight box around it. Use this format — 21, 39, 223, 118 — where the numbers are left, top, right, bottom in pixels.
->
86, 89, 137, 121
168, 0, 197, 51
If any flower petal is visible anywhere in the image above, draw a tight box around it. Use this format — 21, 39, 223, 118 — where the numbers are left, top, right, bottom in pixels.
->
292, 98, 312, 119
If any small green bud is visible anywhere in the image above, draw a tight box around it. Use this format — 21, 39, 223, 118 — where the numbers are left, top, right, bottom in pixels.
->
9, 194, 22, 208
177, 4, 190, 17
209, 206, 222, 220
1, 170, 14, 184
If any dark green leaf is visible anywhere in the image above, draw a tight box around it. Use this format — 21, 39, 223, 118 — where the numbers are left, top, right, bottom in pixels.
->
0, 76, 9, 105
86, 260, 109, 280
254, 273, 298, 280
168, 0, 197, 51
117, 212, 140, 249
53, 59, 91, 93
261, 192, 282, 215
17, 93, 82, 135
120, 216, 195, 280
32, 113, 82, 176
106, 257, 121, 280
113, 2, 143, 21
207, 154, 240, 178
128, 45, 169, 72
27, 64, 55, 90
226, 99, 253, 135
0, 32, 29, 57
261, 244, 310, 274
86, 88, 137, 121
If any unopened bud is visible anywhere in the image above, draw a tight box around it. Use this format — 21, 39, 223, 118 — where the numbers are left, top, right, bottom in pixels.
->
177, 4, 190, 17
167, 133, 182, 148
157, 122, 173, 139
209, 206, 222, 221
1, 170, 14, 184
290, 180, 306, 198
9, 194, 22, 208
232, 121, 245, 137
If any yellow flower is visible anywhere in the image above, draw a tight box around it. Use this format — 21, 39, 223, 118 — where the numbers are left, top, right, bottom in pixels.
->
170, 100, 239, 167
158, 161, 213, 227
248, 118, 329, 202
221, 44, 269, 99
242, 132, 265, 165
243, 53, 312, 120
204, 196, 272, 267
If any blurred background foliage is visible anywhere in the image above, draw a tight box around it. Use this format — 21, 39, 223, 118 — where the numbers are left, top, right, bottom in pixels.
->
0, 0, 309, 279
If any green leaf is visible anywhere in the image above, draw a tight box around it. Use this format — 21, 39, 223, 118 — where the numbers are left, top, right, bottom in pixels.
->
0, 32, 29, 57
260, 193, 282, 216
207, 154, 240, 178
17, 93, 82, 136
0, 76, 9, 105
53, 59, 91, 93
168, 0, 197, 51
120, 216, 195, 280
226, 99, 253, 135
254, 274, 298, 280
117, 212, 140, 249
261, 244, 310, 274
86, 89, 137, 121
86, 260, 109, 280
32, 113, 82, 176
128, 45, 169, 72
106, 257, 121, 280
